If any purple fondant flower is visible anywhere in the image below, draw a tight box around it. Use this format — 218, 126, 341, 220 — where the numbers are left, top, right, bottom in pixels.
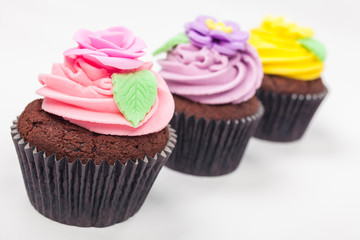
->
185, 16, 249, 56
64, 27, 146, 71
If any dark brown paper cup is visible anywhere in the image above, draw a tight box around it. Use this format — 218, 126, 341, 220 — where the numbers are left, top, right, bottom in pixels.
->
11, 121, 176, 227
254, 88, 328, 142
165, 104, 264, 176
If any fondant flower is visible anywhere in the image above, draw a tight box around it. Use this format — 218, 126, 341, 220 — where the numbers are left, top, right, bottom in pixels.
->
64, 26, 147, 71
185, 16, 249, 56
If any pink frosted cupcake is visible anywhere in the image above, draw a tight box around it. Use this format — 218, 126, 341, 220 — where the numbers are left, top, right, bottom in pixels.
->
154, 16, 264, 176
12, 26, 176, 227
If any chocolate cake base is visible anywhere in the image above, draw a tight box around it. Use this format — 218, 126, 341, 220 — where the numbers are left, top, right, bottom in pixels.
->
11, 120, 176, 227
261, 74, 326, 95
173, 95, 259, 121
255, 75, 327, 142
17, 99, 169, 165
166, 97, 264, 176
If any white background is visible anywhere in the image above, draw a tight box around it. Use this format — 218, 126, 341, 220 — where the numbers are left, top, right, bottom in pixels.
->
1, 0, 359, 239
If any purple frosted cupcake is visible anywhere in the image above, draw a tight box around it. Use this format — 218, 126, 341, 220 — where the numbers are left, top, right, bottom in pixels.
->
154, 16, 264, 176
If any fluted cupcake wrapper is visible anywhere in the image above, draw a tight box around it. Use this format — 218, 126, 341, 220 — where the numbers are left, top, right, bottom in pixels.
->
166, 104, 264, 176
254, 88, 328, 142
11, 121, 176, 227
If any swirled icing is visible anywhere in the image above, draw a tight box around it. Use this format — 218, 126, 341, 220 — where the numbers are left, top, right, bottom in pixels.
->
37, 57, 174, 136
158, 43, 263, 104
37, 26, 174, 136
249, 16, 325, 80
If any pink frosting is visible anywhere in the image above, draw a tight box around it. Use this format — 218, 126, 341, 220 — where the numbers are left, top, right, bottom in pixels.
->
158, 43, 263, 104
36, 58, 174, 136
64, 27, 146, 71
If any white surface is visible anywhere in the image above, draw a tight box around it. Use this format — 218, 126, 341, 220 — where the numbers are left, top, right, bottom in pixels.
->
1, 0, 359, 239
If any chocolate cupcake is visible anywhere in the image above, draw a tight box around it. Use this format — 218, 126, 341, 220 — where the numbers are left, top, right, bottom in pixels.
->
249, 16, 328, 142
154, 16, 264, 176
11, 26, 176, 227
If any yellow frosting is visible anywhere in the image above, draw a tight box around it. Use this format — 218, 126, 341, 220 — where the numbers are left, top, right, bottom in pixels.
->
249, 16, 324, 80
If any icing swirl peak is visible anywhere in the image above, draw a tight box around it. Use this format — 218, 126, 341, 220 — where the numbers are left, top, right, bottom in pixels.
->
261, 16, 313, 39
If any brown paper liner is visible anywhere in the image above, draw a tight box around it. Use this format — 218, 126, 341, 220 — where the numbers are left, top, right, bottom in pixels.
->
165, 103, 264, 176
254, 88, 328, 142
11, 121, 176, 227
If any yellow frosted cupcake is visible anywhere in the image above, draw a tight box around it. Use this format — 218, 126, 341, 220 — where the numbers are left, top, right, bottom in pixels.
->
249, 16, 328, 142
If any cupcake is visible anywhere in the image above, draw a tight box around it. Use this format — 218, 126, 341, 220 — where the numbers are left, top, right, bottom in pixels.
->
249, 16, 328, 142
154, 16, 264, 176
11, 26, 176, 227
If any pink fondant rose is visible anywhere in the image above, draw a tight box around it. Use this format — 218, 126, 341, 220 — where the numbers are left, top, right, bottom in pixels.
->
64, 27, 146, 71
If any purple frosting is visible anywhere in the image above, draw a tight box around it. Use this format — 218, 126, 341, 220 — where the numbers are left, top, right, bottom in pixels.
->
158, 43, 263, 105
185, 16, 249, 56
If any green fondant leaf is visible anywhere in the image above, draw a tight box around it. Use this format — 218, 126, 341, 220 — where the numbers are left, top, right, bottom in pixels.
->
297, 37, 326, 62
153, 32, 189, 56
112, 70, 158, 128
